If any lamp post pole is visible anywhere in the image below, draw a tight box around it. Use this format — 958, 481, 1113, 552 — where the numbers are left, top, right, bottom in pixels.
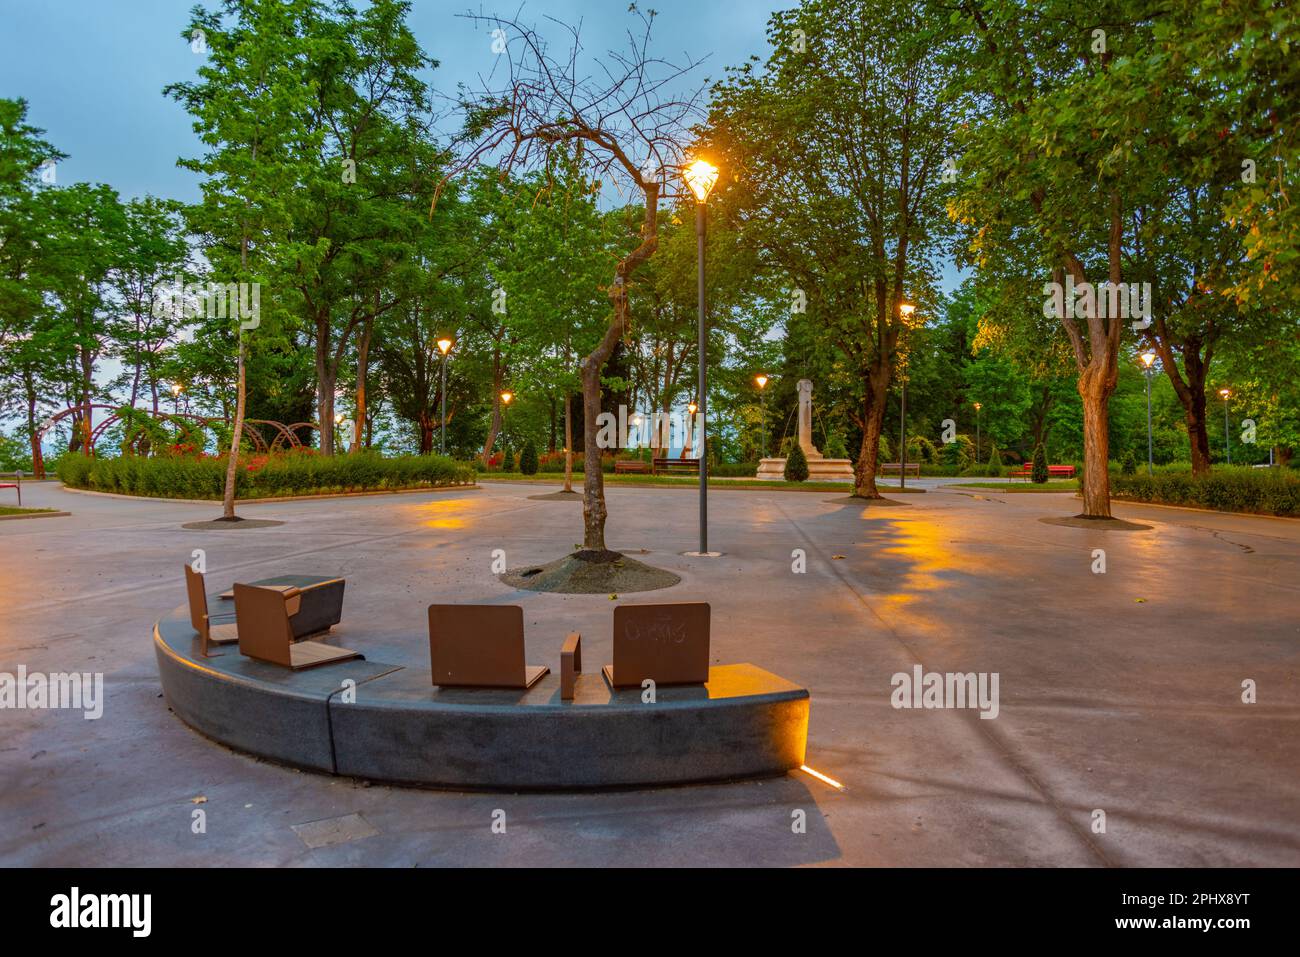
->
898, 302, 915, 490
684, 158, 719, 556
974, 402, 982, 465
756, 375, 768, 460
1141, 352, 1156, 475
437, 338, 453, 455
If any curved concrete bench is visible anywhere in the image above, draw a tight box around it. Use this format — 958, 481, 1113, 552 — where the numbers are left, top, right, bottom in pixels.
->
154, 600, 810, 790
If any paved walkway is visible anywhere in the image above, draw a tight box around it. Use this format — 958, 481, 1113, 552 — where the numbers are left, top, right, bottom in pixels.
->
1, 480, 1297, 866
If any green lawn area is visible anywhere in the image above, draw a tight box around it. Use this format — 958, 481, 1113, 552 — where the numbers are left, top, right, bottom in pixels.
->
952, 480, 1079, 492
0, 505, 58, 515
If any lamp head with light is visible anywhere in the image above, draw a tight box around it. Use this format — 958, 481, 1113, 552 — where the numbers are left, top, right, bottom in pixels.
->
899, 301, 916, 317
687, 402, 698, 415
973, 402, 981, 411
755, 374, 768, 389
500, 391, 513, 405
1219, 388, 1231, 399
172, 383, 182, 396
437, 338, 453, 355
1141, 351, 1156, 368
683, 159, 719, 203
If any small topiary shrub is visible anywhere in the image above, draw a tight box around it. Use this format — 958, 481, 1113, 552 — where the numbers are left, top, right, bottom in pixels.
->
784, 443, 809, 482
501, 448, 516, 472
1121, 449, 1137, 475
986, 447, 1003, 477
1031, 444, 1049, 483
520, 439, 538, 475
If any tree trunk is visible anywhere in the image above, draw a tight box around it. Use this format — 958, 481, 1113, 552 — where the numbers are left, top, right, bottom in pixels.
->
222, 338, 246, 520
316, 310, 334, 455
852, 359, 891, 498
563, 391, 573, 493
481, 350, 503, 463
1078, 366, 1113, 518
418, 409, 434, 454
353, 316, 373, 454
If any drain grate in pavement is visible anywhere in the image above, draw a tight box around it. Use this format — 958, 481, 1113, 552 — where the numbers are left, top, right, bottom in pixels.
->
291, 813, 379, 849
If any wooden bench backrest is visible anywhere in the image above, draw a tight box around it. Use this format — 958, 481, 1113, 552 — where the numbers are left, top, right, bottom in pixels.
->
234, 583, 296, 667
183, 565, 210, 638
427, 604, 527, 687
612, 602, 710, 686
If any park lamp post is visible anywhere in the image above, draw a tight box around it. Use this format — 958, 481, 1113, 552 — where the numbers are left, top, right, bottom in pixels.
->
973, 401, 982, 465
500, 390, 514, 459
684, 157, 720, 557
171, 382, 182, 417
1219, 387, 1231, 464
898, 301, 916, 490
684, 401, 698, 457
755, 374, 769, 460
437, 337, 453, 455
1141, 352, 1157, 475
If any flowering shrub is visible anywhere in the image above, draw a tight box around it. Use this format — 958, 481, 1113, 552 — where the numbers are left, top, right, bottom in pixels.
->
58, 450, 473, 499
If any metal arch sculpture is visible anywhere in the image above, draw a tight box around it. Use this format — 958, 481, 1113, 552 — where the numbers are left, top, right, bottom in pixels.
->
270, 421, 321, 452
34, 405, 312, 458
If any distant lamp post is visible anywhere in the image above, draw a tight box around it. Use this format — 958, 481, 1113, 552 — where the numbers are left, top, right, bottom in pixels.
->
684, 158, 719, 556
973, 402, 982, 465
171, 382, 182, 417
1219, 387, 1231, 464
684, 402, 698, 458
1141, 352, 1157, 474
334, 411, 346, 454
755, 374, 769, 460
898, 301, 915, 489
437, 337, 453, 455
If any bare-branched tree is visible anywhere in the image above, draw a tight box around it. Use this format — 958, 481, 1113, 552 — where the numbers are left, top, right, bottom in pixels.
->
435, 6, 707, 554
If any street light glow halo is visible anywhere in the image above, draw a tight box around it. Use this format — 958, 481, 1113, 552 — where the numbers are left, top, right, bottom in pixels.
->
437, 337, 453, 355
683, 158, 719, 203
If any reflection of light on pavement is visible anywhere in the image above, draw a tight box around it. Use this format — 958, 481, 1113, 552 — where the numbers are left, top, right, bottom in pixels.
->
417, 497, 474, 530
873, 516, 974, 608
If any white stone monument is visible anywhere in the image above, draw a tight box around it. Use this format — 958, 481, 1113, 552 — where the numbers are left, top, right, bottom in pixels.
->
756, 378, 855, 481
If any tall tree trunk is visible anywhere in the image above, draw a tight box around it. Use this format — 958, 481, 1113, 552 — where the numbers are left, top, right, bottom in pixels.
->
418, 409, 434, 454
223, 339, 246, 519
316, 309, 335, 455
353, 316, 373, 454
853, 359, 891, 498
581, 185, 660, 551
481, 347, 503, 463
563, 391, 573, 493
1078, 366, 1113, 517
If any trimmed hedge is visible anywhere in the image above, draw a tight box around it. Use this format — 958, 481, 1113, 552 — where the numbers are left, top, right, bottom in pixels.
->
1112, 466, 1300, 516
58, 450, 474, 500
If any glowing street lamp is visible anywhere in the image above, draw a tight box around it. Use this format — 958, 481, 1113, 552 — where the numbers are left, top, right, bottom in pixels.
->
756, 374, 769, 460
437, 337, 454, 455
898, 301, 916, 488
1219, 388, 1231, 464
171, 382, 182, 417
973, 401, 982, 465
1141, 352, 1157, 474
684, 157, 720, 557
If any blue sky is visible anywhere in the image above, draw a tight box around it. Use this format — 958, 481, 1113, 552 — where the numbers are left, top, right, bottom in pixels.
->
0, 0, 775, 204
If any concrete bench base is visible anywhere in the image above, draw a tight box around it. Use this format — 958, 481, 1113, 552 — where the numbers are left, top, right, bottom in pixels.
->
154, 603, 810, 790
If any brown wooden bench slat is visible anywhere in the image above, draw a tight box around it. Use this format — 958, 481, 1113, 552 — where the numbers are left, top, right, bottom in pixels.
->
652, 457, 700, 476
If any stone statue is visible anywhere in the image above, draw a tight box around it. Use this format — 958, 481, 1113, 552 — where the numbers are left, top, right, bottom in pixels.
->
797, 379, 822, 458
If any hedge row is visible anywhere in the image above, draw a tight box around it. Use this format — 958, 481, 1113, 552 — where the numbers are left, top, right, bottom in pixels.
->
58, 451, 474, 500
1111, 467, 1300, 516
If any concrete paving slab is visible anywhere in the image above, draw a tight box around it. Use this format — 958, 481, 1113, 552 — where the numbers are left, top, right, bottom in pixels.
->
1, 478, 1296, 866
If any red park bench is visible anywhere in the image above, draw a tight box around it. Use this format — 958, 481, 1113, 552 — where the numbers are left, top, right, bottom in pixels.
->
1008, 464, 1076, 480
1, 471, 22, 506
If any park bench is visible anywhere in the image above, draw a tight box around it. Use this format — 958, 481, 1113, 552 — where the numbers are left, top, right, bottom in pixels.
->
1009, 464, 1076, 480
652, 456, 700, 476
427, 603, 550, 689
614, 459, 651, 474
877, 462, 921, 477
0, 470, 22, 506
184, 566, 240, 657
603, 601, 711, 689
234, 582, 361, 671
